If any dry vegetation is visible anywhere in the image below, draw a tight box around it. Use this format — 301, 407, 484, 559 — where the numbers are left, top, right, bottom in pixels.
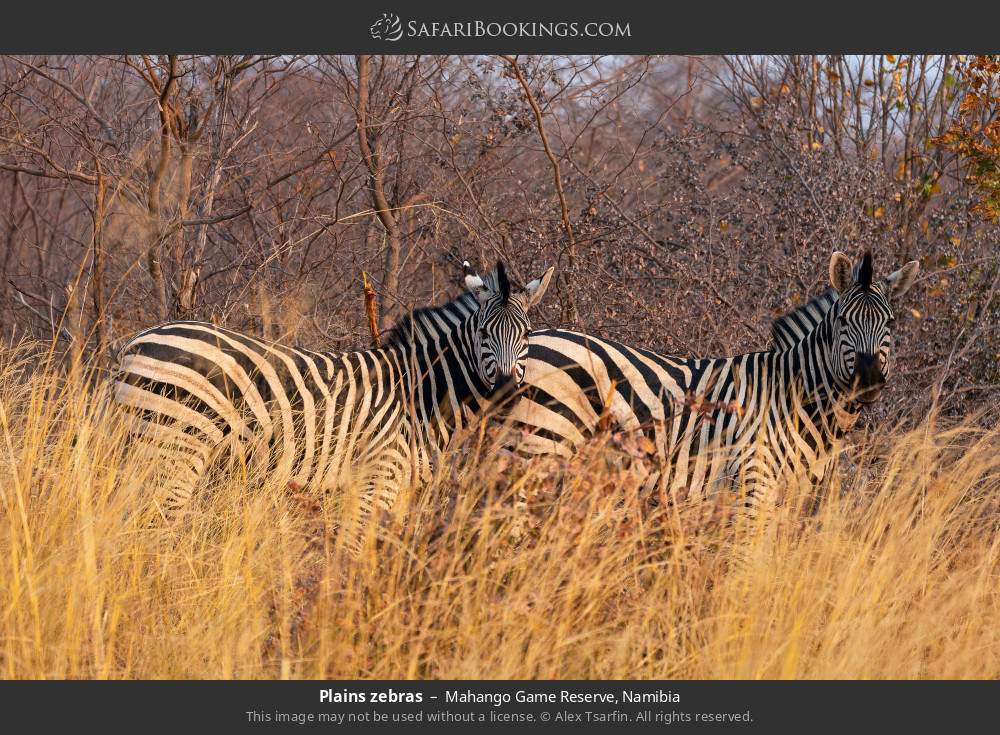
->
1, 55, 998, 419
1, 349, 998, 679
2, 55, 1000, 680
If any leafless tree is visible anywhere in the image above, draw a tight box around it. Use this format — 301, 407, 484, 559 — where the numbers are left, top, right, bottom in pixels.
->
0, 54, 996, 421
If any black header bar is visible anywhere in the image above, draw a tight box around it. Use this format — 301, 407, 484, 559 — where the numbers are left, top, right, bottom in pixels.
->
2, 1, 1000, 53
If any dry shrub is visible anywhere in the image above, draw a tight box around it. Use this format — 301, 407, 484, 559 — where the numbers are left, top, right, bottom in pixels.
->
1, 348, 998, 679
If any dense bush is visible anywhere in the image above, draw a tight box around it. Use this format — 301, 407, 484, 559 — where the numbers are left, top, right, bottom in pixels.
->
1, 55, 997, 423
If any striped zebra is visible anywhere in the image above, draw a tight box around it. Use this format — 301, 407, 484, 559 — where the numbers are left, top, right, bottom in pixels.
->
111, 260, 554, 536
504, 251, 919, 508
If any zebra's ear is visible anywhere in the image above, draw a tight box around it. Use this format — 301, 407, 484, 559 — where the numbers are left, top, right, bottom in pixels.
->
885, 260, 920, 300
522, 266, 555, 310
463, 261, 492, 305
829, 251, 854, 292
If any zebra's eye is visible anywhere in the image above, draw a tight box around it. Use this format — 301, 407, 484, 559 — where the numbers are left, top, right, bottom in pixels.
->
479, 328, 488, 339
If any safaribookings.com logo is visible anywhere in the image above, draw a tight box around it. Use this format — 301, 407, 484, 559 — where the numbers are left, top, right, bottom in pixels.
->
370, 13, 404, 41
370, 13, 631, 42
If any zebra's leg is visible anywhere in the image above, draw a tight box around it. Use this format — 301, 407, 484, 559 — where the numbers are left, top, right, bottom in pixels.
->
320, 473, 382, 558
134, 421, 223, 524
717, 446, 785, 577
338, 452, 414, 557
335, 477, 379, 557
730, 442, 781, 516
156, 447, 211, 521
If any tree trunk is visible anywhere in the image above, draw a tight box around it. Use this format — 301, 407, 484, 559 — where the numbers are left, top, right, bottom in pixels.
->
355, 55, 402, 330
90, 166, 109, 358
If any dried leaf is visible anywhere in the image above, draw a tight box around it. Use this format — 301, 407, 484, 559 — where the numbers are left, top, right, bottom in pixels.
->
636, 436, 657, 455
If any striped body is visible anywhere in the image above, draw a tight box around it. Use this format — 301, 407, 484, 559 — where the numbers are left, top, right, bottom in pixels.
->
111, 260, 554, 544
506, 252, 919, 508
113, 306, 481, 527
509, 329, 847, 505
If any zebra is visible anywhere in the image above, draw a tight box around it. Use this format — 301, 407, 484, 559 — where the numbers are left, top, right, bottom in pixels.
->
503, 251, 919, 508
111, 260, 554, 539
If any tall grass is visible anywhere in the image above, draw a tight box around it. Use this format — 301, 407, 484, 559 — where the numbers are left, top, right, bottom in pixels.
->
1, 345, 998, 679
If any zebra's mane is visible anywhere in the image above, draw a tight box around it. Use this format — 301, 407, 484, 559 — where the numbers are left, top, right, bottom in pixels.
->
381, 292, 477, 348
770, 289, 839, 351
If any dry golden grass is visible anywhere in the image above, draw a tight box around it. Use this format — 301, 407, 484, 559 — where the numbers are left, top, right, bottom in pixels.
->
1, 344, 999, 679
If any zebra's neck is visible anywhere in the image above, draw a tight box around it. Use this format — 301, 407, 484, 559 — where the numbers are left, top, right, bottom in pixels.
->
379, 293, 490, 442
781, 302, 860, 438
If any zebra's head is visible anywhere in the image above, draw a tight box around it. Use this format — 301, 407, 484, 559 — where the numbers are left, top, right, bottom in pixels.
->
828, 250, 920, 404
463, 260, 554, 395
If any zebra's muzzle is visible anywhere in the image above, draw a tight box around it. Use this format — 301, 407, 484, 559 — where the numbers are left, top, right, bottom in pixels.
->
852, 353, 885, 404
488, 372, 520, 401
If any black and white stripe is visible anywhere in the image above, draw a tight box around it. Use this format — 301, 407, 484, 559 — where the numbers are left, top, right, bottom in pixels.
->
505, 252, 919, 507
112, 261, 553, 537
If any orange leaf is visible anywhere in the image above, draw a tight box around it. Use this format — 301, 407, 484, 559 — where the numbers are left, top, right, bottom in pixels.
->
637, 436, 657, 455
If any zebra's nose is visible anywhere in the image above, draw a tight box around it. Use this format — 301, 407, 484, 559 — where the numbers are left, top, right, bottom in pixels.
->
490, 372, 516, 398
853, 353, 885, 403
